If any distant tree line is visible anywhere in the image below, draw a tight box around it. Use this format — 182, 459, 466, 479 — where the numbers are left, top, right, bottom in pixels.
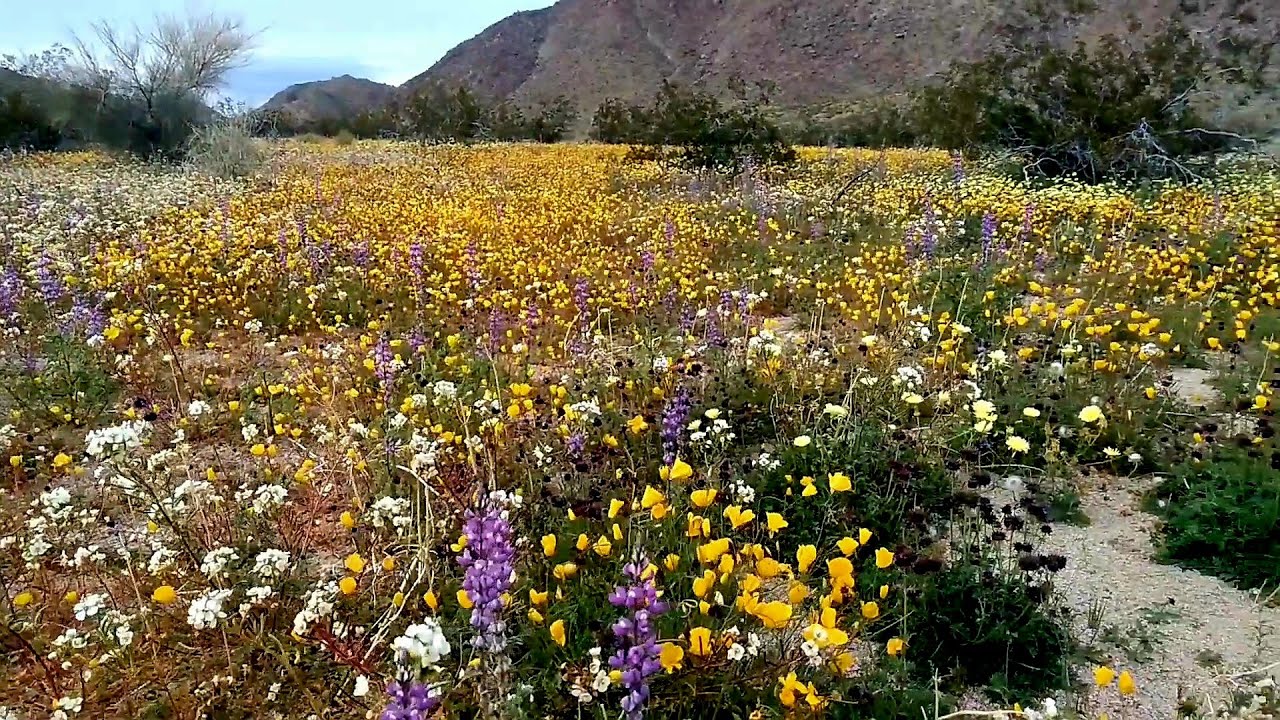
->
264, 85, 578, 144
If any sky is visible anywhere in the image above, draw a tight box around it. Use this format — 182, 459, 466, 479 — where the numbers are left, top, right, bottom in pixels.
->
0, 0, 556, 106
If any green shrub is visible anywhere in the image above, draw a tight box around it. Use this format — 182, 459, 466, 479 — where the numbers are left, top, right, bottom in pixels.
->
333, 129, 355, 145
908, 563, 1073, 699
1148, 447, 1280, 591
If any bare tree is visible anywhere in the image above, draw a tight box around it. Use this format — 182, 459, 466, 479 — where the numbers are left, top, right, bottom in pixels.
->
63, 9, 255, 156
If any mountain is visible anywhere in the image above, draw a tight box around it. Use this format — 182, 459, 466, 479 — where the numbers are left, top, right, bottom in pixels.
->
402, 0, 1275, 120
259, 75, 396, 123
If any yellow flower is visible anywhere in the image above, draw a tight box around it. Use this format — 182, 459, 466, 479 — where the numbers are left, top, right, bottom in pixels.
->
52, 452, 72, 468
724, 505, 755, 529
152, 585, 176, 604
530, 589, 548, 606
576, 533, 590, 551
1022, 407, 1041, 418
609, 498, 625, 518
860, 601, 880, 620
13, 591, 34, 607
627, 415, 649, 435
858, 528, 872, 545
1094, 666, 1117, 687
541, 534, 557, 557
688, 626, 713, 656
875, 547, 894, 569
457, 589, 473, 608
553, 562, 579, 581
1079, 405, 1105, 424
796, 544, 817, 574
64, 591, 78, 604
659, 642, 684, 672
641, 486, 665, 509
766, 512, 789, 535
793, 435, 811, 448
592, 536, 612, 557
344, 553, 366, 574
1118, 670, 1136, 695
339, 576, 358, 595
340, 511, 356, 529
550, 619, 567, 646
879, 584, 889, 599
1006, 435, 1030, 454
664, 553, 681, 572
660, 458, 693, 482
837, 537, 859, 556
693, 569, 717, 598
528, 608, 545, 624
788, 581, 810, 605
424, 591, 439, 611
382, 557, 396, 572
887, 637, 905, 656
751, 601, 793, 629
828, 472, 852, 493
690, 488, 717, 508
757, 557, 784, 578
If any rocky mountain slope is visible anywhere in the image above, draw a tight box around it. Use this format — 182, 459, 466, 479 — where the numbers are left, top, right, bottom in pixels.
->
402, 0, 1273, 118
259, 74, 396, 123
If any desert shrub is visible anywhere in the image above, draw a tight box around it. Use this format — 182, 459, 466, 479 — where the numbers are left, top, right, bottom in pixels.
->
908, 560, 1073, 699
593, 81, 795, 171
0, 90, 62, 150
333, 129, 355, 146
1148, 447, 1280, 591
186, 110, 265, 178
911, 17, 1269, 182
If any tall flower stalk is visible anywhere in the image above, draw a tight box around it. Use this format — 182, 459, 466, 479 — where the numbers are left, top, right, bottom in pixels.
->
457, 505, 515, 652
607, 559, 667, 720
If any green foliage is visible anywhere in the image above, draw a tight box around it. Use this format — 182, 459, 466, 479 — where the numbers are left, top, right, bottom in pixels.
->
909, 562, 1073, 699
0, 89, 62, 150
592, 81, 795, 172
1148, 447, 1280, 591
910, 18, 1263, 182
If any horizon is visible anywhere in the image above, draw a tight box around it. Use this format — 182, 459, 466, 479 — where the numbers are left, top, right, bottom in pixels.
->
0, 0, 556, 107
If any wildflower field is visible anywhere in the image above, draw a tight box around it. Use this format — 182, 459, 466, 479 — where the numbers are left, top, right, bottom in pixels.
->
1, 143, 1279, 720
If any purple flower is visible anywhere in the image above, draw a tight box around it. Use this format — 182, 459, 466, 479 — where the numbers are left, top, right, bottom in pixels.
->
660, 386, 692, 466
373, 335, 397, 400
0, 266, 24, 318
980, 211, 997, 265
607, 560, 666, 720
457, 505, 515, 652
380, 680, 440, 720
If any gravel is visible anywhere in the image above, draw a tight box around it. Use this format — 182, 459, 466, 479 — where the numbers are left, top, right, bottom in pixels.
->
1042, 473, 1280, 720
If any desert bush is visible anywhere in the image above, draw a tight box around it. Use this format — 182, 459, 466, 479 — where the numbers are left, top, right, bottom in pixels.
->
1148, 446, 1280, 591
593, 81, 794, 172
186, 108, 265, 178
334, 129, 356, 146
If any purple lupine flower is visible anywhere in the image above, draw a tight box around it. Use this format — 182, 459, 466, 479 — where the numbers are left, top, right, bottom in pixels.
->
952, 152, 965, 184
660, 386, 692, 466
277, 226, 289, 271
457, 505, 516, 652
0, 266, 24, 318
810, 220, 826, 239
32, 250, 64, 305
408, 329, 427, 355
487, 310, 506, 352
663, 217, 676, 258
678, 305, 695, 334
373, 334, 397, 401
980, 211, 997, 265
465, 240, 482, 289
607, 560, 667, 720
640, 249, 655, 273
567, 432, 585, 460
380, 680, 440, 720
352, 240, 371, 269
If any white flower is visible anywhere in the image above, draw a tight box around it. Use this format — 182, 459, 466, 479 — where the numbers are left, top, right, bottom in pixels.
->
250, 484, 288, 514
727, 643, 746, 661
200, 546, 239, 581
353, 675, 370, 697
432, 380, 457, 400
591, 671, 611, 693
391, 620, 452, 667
187, 588, 233, 630
187, 400, 211, 417
252, 549, 291, 579
53, 696, 83, 714
84, 420, 149, 459
73, 593, 106, 621
115, 624, 134, 647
